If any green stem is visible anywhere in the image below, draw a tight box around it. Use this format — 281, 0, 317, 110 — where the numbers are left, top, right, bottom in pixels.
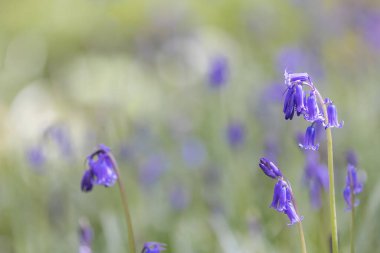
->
315, 91, 339, 253
297, 222, 308, 253
110, 154, 136, 253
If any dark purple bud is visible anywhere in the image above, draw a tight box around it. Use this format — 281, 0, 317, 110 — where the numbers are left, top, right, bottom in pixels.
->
325, 100, 344, 129
283, 87, 295, 120
208, 56, 229, 88
299, 125, 319, 151
294, 84, 305, 115
284, 201, 303, 226
141, 242, 166, 253
259, 158, 282, 179
81, 170, 94, 192
304, 91, 324, 122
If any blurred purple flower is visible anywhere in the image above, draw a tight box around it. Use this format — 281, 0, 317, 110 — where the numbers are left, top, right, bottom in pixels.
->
81, 144, 118, 192
181, 138, 207, 168
139, 154, 167, 188
343, 164, 363, 210
208, 56, 229, 88
26, 145, 46, 170
226, 121, 245, 148
141, 242, 166, 253
356, 10, 380, 51
170, 185, 190, 210
79, 219, 93, 253
346, 149, 358, 167
303, 152, 329, 209
46, 125, 73, 157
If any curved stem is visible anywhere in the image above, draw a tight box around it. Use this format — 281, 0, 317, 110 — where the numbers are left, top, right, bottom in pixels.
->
110, 154, 136, 253
297, 222, 308, 253
315, 90, 339, 253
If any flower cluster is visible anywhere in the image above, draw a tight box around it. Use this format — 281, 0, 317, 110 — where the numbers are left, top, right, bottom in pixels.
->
141, 242, 166, 253
259, 158, 303, 225
81, 144, 118, 192
283, 71, 343, 151
343, 152, 363, 210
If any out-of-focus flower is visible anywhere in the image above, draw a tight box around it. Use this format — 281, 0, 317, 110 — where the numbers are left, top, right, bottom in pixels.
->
226, 121, 245, 148
26, 145, 46, 170
170, 185, 190, 210
343, 164, 363, 210
81, 144, 118, 192
46, 125, 73, 157
78, 218, 93, 253
299, 125, 319, 151
303, 152, 328, 209
208, 56, 229, 88
139, 154, 167, 188
141, 242, 166, 253
324, 99, 344, 129
259, 158, 302, 225
346, 149, 358, 167
181, 138, 207, 168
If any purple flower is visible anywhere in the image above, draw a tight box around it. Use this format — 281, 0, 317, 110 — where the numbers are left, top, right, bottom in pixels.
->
259, 158, 302, 226
181, 138, 207, 168
226, 121, 245, 148
46, 125, 73, 157
81, 144, 118, 192
259, 157, 282, 179
79, 218, 93, 253
299, 125, 319, 151
295, 84, 306, 115
283, 86, 296, 120
141, 242, 166, 253
343, 164, 363, 210
303, 152, 329, 209
26, 145, 46, 170
346, 149, 358, 167
139, 154, 167, 188
208, 56, 229, 88
303, 91, 324, 123
324, 99, 343, 129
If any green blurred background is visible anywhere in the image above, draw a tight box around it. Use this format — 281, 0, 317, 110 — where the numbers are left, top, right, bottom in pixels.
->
0, 0, 379, 252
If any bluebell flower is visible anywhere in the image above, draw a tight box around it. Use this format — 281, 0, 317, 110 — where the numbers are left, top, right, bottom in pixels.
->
81, 144, 118, 192
26, 145, 46, 170
226, 121, 245, 148
283, 71, 310, 120
343, 164, 363, 210
141, 242, 166, 253
283, 86, 296, 120
299, 125, 319, 151
46, 125, 73, 157
139, 154, 167, 188
208, 56, 229, 88
79, 218, 93, 253
324, 98, 343, 129
259, 158, 303, 225
303, 91, 324, 122
259, 157, 282, 179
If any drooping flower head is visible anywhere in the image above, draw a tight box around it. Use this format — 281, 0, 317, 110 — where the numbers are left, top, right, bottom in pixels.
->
81, 144, 118, 192
343, 164, 363, 210
141, 242, 166, 253
303, 91, 324, 122
324, 98, 344, 129
259, 158, 303, 225
299, 124, 319, 151
346, 149, 358, 167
